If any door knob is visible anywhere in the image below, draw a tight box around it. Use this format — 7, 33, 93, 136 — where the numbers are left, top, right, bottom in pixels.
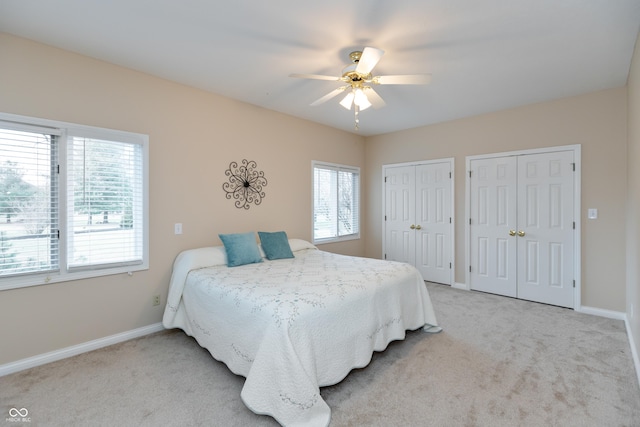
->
410, 224, 416, 229
509, 230, 516, 236
517, 230, 525, 237
415, 225, 422, 230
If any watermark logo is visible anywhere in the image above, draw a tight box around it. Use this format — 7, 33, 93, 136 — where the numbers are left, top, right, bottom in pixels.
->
6, 408, 30, 423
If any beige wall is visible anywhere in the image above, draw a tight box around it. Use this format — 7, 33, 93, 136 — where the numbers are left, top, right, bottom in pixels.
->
0, 30, 634, 368
364, 88, 628, 312
626, 29, 640, 370
0, 33, 365, 365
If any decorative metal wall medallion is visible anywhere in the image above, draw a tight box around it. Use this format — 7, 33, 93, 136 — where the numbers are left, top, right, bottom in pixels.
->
222, 159, 267, 209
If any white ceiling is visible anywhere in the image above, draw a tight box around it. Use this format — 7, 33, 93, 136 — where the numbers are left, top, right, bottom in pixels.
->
1, 1, 639, 136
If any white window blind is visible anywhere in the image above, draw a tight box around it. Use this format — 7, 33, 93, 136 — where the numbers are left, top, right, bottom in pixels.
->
0, 112, 148, 291
313, 162, 360, 243
0, 125, 59, 276
67, 136, 144, 270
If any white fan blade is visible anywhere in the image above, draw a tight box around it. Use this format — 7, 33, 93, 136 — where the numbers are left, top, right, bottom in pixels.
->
363, 87, 386, 109
289, 73, 342, 81
355, 47, 385, 75
310, 86, 348, 106
374, 74, 432, 85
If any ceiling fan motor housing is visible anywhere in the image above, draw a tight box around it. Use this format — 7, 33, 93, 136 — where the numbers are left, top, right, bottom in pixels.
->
342, 52, 371, 85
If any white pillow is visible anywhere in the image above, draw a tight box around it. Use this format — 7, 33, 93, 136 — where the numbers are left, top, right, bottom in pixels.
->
192, 245, 228, 266
288, 239, 317, 252
176, 240, 314, 272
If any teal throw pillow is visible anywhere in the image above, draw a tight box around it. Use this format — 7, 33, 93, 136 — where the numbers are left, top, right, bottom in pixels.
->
258, 231, 294, 260
219, 232, 263, 267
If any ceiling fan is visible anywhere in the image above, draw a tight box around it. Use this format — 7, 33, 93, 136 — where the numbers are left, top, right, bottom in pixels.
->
290, 47, 431, 130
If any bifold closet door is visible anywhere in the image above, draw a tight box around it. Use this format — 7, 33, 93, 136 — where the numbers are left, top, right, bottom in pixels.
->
469, 151, 575, 308
385, 162, 452, 285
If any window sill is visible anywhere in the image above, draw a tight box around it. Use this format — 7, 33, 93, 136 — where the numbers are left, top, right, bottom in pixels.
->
0, 263, 149, 291
312, 234, 361, 245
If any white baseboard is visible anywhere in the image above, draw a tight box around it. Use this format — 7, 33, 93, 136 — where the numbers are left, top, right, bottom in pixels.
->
576, 305, 626, 320
624, 315, 640, 390
452, 282, 469, 291
577, 306, 640, 389
0, 322, 165, 377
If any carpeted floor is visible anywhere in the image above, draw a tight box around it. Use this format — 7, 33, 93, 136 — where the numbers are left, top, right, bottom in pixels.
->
2, 283, 639, 426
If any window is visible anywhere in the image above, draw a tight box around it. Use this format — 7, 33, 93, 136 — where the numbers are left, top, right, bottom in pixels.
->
0, 113, 148, 290
312, 161, 360, 244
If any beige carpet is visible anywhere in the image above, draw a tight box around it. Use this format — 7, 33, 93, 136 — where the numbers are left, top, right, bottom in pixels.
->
2, 283, 639, 426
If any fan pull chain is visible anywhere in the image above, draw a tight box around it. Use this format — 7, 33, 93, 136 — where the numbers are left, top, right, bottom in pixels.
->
354, 105, 360, 131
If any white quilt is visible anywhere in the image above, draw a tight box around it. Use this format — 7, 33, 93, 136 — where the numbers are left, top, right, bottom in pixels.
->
163, 240, 439, 427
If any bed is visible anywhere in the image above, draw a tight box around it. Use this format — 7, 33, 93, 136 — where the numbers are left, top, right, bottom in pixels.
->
162, 237, 440, 427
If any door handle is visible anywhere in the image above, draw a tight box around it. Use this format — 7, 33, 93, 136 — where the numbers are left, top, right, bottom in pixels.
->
509, 230, 516, 236
517, 230, 525, 237
410, 224, 416, 229
415, 225, 422, 230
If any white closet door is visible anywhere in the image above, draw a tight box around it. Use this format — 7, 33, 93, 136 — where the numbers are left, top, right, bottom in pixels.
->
516, 151, 574, 308
415, 162, 452, 284
384, 166, 416, 265
469, 150, 575, 308
469, 156, 518, 297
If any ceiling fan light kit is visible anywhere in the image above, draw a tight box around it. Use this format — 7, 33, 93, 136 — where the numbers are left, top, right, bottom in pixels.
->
340, 88, 371, 110
290, 46, 431, 131
339, 91, 355, 109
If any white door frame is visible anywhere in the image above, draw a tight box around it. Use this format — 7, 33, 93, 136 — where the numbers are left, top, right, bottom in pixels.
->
382, 158, 455, 285
465, 144, 582, 310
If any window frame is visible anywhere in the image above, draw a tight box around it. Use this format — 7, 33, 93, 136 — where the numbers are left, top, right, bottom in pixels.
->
311, 160, 361, 245
0, 112, 149, 291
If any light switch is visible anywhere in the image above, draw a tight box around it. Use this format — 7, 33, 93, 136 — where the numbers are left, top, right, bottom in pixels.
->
587, 209, 598, 219
174, 223, 183, 234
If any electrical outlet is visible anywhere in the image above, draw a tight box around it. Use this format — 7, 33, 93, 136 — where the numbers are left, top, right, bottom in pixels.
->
153, 295, 161, 306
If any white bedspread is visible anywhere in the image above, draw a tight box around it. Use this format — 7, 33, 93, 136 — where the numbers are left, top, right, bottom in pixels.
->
163, 241, 439, 427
